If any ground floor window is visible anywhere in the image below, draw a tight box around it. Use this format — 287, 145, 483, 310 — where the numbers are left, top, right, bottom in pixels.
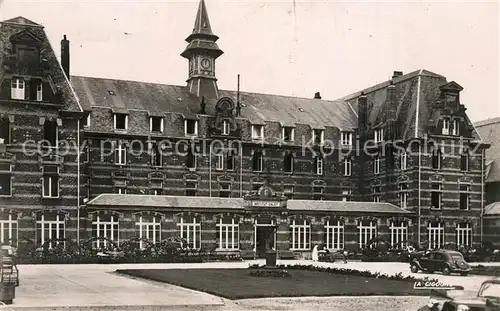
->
36, 213, 65, 248
0, 212, 17, 246
290, 219, 311, 250
178, 216, 201, 249
389, 221, 408, 249
92, 214, 119, 248
358, 220, 377, 249
136, 215, 161, 249
216, 217, 239, 250
456, 223, 472, 247
325, 220, 343, 250
427, 222, 445, 249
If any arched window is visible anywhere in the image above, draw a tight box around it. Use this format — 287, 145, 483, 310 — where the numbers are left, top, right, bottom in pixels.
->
456, 223, 472, 247
36, 212, 65, 249
358, 220, 377, 249
389, 220, 408, 249
177, 215, 201, 249
136, 214, 161, 249
92, 212, 119, 248
290, 219, 311, 250
216, 217, 239, 250
325, 219, 344, 250
427, 222, 445, 249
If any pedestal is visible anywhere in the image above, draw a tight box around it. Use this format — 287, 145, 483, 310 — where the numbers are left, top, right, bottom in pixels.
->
0, 283, 15, 304
266, 251, 277, 267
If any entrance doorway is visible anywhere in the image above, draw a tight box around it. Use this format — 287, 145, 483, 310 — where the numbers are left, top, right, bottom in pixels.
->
255, 225, 276, 258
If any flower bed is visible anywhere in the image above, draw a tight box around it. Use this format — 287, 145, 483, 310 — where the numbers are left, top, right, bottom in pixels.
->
248, 269, 290, 278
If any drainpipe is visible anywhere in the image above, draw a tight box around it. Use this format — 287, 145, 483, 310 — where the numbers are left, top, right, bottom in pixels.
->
240, 142, 243, 197
209, 144, 212, 197
481, 148, 484, 242
417, 142, 422, 246
76, 119, 80, 246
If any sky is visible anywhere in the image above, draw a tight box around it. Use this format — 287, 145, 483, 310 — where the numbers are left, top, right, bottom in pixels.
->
0, 0, 498, 123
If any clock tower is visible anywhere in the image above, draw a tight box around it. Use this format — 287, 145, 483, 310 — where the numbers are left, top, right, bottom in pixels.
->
181, 0, 224, 100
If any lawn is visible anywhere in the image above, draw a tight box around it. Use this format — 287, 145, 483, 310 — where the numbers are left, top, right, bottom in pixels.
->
471, 265, 500, 276
116, 268, 431, 299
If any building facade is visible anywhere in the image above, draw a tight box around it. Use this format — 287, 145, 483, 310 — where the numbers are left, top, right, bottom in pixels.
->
0, 0, 493, 259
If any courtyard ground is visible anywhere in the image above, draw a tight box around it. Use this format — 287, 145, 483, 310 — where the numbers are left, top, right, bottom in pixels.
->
5, 260, 500, 311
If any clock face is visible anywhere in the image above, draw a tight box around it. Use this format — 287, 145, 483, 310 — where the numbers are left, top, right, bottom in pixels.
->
201, 58, 211, 70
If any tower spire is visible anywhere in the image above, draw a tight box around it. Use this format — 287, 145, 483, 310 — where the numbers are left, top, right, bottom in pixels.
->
181, 0, 223, 100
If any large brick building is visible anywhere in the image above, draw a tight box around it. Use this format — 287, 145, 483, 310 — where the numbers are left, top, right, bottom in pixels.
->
0, 0, 494, 258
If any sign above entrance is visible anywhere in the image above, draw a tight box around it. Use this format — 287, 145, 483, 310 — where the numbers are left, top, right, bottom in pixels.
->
251, 201, 281, 207
243, 185, 288, 210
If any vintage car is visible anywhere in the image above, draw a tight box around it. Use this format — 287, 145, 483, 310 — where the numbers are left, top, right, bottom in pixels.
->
410, 250, 471, 276
418, 279, 500, 311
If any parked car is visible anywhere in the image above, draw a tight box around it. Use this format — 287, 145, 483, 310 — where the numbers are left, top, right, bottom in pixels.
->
410, 250, 471, 276
418, 279, 500, 311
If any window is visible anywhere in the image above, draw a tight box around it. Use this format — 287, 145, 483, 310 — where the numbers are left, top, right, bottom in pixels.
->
431, 183, 441, 209
136, 215, 161, 249
178, 216, 201, 249
185, 181, 198, 196
0, 163, 12, 196
283, 186, 294, 199
290, 219, 311, 250
374, 128, 384, 143
114, 142, 127, 165
373, 156, 380, 175
184, 119, 198, 136
222, 120, 230, 135
226, 151, 234, 171
216, 154, 224, 170
219, 183, 231, 198
0, 213, 17, 247
358, 220, 377, 249
283, 153, 293, 173
185, 147, 197, 169
282, 127, 294, 142
442, 118, 450, 135
432, 148, 441, 169
400, 152, 407, 170
11, 78, 25, 100
252, 151, 263, 172
150, 116, 164, 133
152, 189, 162, 195
344, 158, 352, 176
43, 120, 58, 149
342, 189, 351, 202
460, 150, 469, 171
372, 186, 380, 203
251, 125, 264, 140
150, 142, 162, 167
92, 214, 119, 248
0, 117, 10, 145
460, 185, 469, 210
216, 217, 239, 250
315, 156, 323, 175
400, 183, 408, 208
114, 114, 128, 131
36, 80, 43, 101
312, 129, 324, 145
36, 213, 65, 249
456, 223, 472, 247
313, 186, 324, 200
341, 132, 352, 146
42, 165, 59, 198
452, 119, 459, 136
325, 220, 344, 250
116, 187, 126, 194
427, 222, 445, 249
390, 221, 408, 249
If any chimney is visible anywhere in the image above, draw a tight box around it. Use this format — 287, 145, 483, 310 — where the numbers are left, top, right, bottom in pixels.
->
314, 92, 321, 99
392, 71, 403, 79
358, 92, 368, 132
61, 35, 70, 80
388, 80, 396, 104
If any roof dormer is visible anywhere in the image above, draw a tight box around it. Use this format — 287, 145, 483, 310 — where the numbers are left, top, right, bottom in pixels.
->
438, 81, 464, 113
7, 29, 43, 75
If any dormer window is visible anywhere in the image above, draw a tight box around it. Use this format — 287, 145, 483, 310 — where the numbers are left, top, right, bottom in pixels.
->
452, 119, 459, 136
442, 118, 450, 135
114, 113, 128, 131
374, 128, 384, 143
185, 119, 198, 136
341, 132, 352, 146
312, 129, 324, 145
11, 78, 25, 100
150, 116, 164, 133
222, 120, 230, 135
282, 126, 294, 142
251, 125, 264, 140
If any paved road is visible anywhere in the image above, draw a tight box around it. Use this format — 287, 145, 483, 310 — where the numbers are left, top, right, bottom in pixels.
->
10, 260, 499, 311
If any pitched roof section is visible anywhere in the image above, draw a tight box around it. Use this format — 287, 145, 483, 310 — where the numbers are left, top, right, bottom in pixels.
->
474, 117, 500, 182
190, 0, 217, 40
70, 75, 358, 130
484, 202, 500, 216
87, 194, 410, 214
0, 17, 82, 112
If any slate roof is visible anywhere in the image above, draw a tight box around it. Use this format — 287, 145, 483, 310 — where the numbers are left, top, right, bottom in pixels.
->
87, 194, 410, 214
0, 17, 83, 113
474, 117, 500, 182
484, 201, 500, 216
70, 75, 359, 130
